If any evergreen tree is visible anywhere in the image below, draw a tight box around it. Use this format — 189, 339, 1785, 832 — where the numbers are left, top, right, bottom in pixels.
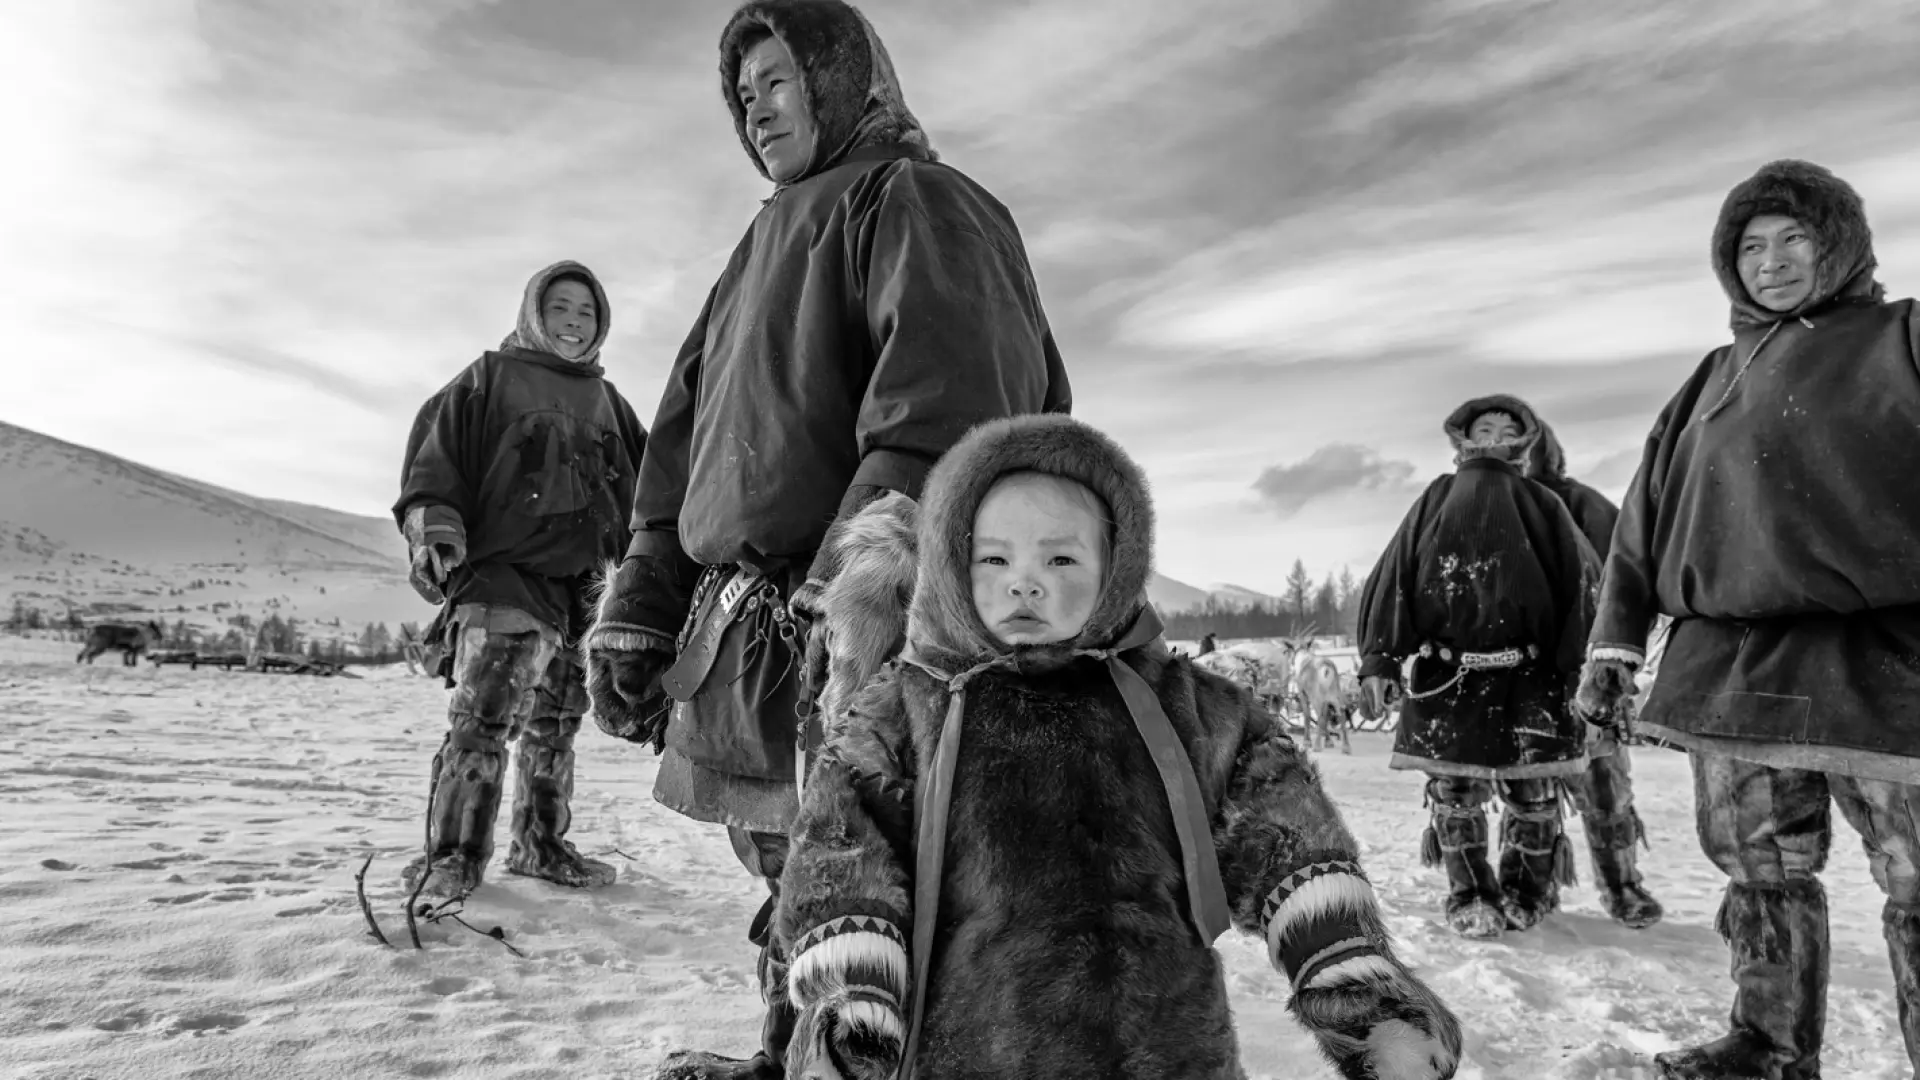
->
1283, 560, 1313, 624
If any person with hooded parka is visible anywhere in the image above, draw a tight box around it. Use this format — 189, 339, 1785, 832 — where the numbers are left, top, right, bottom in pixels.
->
1523, 418, 1666, 931
582, 3, 1069, 1077
1576, 159, 1920, 1079
772, 413, 1460, 1080
1356, 395, 1598, 941
394, 261, 648, 899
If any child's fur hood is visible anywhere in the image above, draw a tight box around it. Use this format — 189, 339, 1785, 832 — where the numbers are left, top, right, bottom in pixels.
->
500, 261, 610, 367
907, 415, 1155, 670
1444, 394, 1542, 465
718, 0, 936, 185
1712, 159, 1884, 329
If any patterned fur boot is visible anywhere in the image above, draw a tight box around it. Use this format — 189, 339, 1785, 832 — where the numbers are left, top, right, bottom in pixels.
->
1886, 901, 1920, 1072
504, 719, 615, 888
1655, 879, 1828, 1080
401, 734, 506, 901
1424, 799, 1505, 940
1497, 795, 1574, 932
1585, 808, 1663, 930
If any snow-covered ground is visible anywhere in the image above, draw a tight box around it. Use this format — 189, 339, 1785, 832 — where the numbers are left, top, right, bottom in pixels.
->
0, 636, 1907, 1079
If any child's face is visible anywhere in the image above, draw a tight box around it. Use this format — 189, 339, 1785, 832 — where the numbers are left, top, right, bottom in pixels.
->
541, 279, 598, 360
970, 474, 1107, 646
1467, 410, 1521, 446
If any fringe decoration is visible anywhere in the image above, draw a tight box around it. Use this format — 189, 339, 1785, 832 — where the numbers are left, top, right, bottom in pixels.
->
1420, 825, 1442, 869
1552, 833, 1578, 888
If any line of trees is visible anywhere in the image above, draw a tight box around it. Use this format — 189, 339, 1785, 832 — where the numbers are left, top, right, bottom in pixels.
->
1162, 561, 1363, 642
157, 614, 423, 666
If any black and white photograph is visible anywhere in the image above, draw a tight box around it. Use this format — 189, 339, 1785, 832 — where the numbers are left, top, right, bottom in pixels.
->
3, 1, 1917, 1077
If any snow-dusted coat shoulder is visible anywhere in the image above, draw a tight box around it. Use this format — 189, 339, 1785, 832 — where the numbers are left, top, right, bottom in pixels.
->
773, 414, 1460, 1080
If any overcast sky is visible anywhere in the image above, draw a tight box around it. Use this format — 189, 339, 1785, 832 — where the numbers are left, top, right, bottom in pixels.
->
5, 0, 1919, 595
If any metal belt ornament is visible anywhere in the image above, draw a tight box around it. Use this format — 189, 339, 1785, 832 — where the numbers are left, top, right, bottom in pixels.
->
1403, 641, 1539, 700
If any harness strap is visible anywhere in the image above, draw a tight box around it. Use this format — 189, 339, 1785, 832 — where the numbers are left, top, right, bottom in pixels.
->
895, 606, 1229, 1079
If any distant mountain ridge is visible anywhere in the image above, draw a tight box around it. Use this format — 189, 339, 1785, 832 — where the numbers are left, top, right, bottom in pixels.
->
0, 417, 1266, 628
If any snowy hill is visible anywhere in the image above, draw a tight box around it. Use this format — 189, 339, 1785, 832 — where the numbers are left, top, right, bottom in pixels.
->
0, 419, 419, 633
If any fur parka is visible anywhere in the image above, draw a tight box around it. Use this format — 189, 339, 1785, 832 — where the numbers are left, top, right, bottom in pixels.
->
773, 415, 1461, 1080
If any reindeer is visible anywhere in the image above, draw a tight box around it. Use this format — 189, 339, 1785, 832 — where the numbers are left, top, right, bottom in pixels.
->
1293, 647, 1352, 754
77, 620, 164, 666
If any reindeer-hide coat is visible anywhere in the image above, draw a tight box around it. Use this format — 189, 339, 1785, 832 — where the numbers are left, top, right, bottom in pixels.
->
776, 415, 1455, 1079
1590, 159, 1920, 778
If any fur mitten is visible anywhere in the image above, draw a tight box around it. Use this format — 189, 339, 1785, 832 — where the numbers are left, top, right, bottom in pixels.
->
584, 557, 684, 750
1573, 654, 1639, 727
782, 915, 911, 1080
1293, 964, 1462, 1080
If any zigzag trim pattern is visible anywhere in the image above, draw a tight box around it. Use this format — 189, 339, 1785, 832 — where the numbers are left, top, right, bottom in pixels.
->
1261, 860, 1373, 932
1262, 860, 1384, 987
788, 915, 910, 1013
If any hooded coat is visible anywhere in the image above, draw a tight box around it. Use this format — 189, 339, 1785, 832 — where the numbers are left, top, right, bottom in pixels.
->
626, 0, 1071, 587
1589, 159, 1920, 781
1358, 395, 1598, 778
1526, 420, 1620, 563
396, 262, 647, 640
773, 415, 1455, 1080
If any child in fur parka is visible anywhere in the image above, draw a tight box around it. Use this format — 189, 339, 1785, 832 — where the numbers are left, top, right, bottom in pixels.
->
1356, 395, 1597, 941
773, 414, 1460, 1080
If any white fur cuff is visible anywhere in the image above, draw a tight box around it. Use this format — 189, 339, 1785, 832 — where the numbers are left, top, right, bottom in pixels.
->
586, 624, 674, 655
1587, 646, 1644, 669
787, 915, 910, 1013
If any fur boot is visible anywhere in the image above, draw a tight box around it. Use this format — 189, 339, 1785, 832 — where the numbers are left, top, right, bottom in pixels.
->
1654, 879, 1828, 1080
401, 734, 506, 900
1585, 808, 1663, 930
1886, 901, 1920, 1072
1497, 796, 1572, 932
1428, 799, 1504, 940
504, 719, 615, 888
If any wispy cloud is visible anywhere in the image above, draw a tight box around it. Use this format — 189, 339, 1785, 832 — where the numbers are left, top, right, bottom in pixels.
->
1252, 445, 1420, 517
6, 0, 1920, 595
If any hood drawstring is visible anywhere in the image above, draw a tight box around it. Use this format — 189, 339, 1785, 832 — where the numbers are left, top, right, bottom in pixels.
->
893, 605, 1230, 1080
1699, 319, 1796, 423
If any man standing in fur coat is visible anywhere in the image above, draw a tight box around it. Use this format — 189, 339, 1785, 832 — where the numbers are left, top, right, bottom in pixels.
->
583, 3, 1068, 1077
395, 261, 647, 899
775, 413, 1460, 1079
1357, 396, 1597, 941
1576, 159, 1920, 1078
1524, 418, 1665, 931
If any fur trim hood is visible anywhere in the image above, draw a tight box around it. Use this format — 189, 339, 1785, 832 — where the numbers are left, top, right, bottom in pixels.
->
1444, 394, 1542, 465
1712, 159, 1884, 329
719, 0, 936, 185
1524, 416, 1567, 482
500, 261, 610, 367
906, 414, 1154, 669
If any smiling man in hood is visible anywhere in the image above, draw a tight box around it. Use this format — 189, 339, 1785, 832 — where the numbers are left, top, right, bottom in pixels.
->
393, 260, 648, 900
771, 414, 1460, 1080
1577, 160, 1920, 1078
582, 4, 1069, 1078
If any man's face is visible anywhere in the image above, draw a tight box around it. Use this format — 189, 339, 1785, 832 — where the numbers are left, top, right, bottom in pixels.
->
540, 279, 598, 360
737, 35, 816, 183
1738, 214, 1818, 313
